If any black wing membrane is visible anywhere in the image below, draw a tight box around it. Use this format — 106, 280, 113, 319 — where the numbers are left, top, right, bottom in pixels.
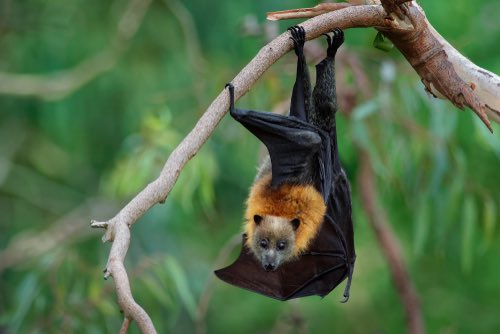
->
230, 106, 332, 200
215, 214, 350, 301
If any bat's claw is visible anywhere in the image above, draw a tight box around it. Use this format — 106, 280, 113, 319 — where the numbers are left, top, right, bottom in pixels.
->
325, 28, 344, 57
225, 82, 235, 114
340, 261, 353, 303
322, 33, 332, 47
340, 288, 350, 303
288, 25, 305, 55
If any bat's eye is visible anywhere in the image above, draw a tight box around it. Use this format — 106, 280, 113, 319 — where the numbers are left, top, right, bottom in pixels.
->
291, 218, 300, 230
260, 239, 268, 249
277, 241, 287, 251
254, 215, 263, 225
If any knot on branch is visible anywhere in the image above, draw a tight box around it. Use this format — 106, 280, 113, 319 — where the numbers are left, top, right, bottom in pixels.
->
91, 219, 116, 243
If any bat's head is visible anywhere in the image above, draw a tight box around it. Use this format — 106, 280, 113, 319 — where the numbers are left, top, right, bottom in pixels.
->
244, 174, 326, 271
250, 214, 299, 271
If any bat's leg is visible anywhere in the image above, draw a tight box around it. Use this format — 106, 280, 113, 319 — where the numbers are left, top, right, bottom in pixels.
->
288, 25, 312, 122
325, 28, 344, 58
310, 28, 344, 131
226, 82, 237, 118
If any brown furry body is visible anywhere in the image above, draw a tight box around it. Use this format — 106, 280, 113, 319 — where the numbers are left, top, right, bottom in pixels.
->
244, 172, 326, 258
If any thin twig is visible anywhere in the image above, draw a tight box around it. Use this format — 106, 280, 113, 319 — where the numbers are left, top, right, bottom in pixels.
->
119, 317, 132, 334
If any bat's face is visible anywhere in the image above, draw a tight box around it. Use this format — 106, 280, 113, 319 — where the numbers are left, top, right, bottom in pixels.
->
250, 214, 299, 271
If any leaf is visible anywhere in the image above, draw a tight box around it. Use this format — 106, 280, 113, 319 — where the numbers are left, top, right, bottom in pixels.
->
373, 32, 394, 52
352, 121, 387, 178
164, 256, 197, 320
142, 275, 174, 308
97, 299, 117, 316
474, 116, 500, 159
461, 196, 477, 272
413, 200, 430, 256
352, 98, 379, 121
482, 196, 497, 248
429, 144, 448, 194
11, 273, 40, 333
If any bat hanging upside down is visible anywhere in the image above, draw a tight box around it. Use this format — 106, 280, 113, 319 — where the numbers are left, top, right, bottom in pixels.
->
216, 26, 356, 302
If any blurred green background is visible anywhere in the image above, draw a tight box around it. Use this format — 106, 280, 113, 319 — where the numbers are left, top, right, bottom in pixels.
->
1, 0, 499, 333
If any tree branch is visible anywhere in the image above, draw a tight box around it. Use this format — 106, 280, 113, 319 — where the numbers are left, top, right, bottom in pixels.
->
267, 0, 500, 130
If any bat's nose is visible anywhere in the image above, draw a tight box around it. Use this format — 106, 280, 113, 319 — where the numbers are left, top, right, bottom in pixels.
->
264, 263, 276, 271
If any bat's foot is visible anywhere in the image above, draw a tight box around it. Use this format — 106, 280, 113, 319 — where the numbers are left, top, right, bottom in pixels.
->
225, 82, 235, 113
324, 28, 344, 57
340, 260, 354, 303
287, 25, 305, 55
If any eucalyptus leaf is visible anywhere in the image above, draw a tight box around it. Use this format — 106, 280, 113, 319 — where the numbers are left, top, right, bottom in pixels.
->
352, 98, 379, 121
483, 196, 497, 248
413, 201, 430, 256
11, 274, 40, 333
461, 196, 477, 272
164, 256, 197, 320
373, 32, 394, 52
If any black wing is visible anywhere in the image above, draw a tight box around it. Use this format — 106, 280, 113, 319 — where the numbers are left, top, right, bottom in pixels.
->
215, 217, 349, 301
227, 84, 332, 199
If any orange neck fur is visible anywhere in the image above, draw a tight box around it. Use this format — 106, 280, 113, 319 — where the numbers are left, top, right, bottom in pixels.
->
244, 174, 326, 256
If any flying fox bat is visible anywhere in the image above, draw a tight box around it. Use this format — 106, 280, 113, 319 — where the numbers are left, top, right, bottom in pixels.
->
215, 26, 355, 302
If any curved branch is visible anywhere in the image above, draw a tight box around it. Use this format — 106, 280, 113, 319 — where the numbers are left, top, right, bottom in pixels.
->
92, 219, 157, 333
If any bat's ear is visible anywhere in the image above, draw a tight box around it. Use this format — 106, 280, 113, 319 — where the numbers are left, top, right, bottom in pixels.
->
254, 215, 263, 225
290, 218, 300, 231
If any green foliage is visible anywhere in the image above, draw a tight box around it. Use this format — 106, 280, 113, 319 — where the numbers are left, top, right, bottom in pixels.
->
0, 0, 499, 333
373, 32, 394, 52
